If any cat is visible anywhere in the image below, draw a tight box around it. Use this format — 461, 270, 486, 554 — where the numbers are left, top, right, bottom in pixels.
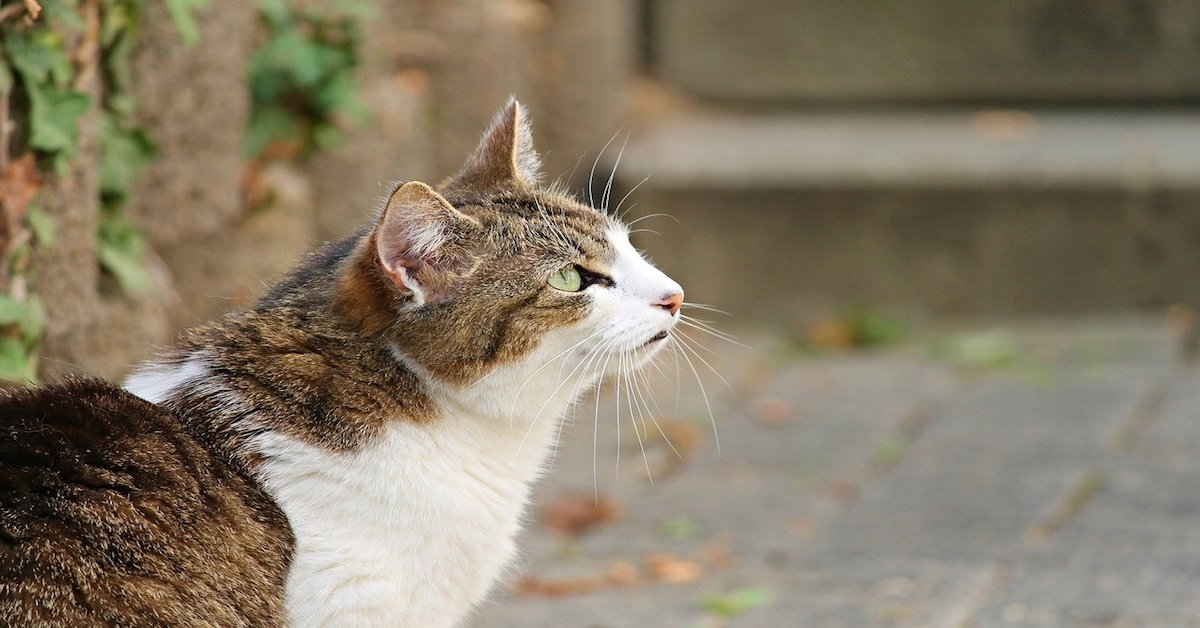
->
0, 98, 684, 627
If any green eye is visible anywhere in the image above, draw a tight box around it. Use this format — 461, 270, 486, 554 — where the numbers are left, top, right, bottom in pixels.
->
548, 265, 583, 292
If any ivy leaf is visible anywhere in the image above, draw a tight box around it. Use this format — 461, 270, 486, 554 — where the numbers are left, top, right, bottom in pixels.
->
26, 206, 55, 247
3, 30, 73, 87
0, 336, 35, 385
245, 105, 302, 157
99, 114, 155, 204
0, 296, 25, 325
19, 297, 45, 341
163, 0, 212, 46
98, 213, 151, 294
98, 240, 152, 294
26, 82, 92, 155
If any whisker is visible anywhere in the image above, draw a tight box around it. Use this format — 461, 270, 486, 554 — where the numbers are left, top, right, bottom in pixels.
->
681, 302, 733, 316
510, 333, 615, 462
624, 212, 676, 228
623, 352, 655, 485
613, 175, 652, 220
669, 331, 722, 456
601, 132, 630, 216
672, 328, 734, 391
588, 131, 621, 211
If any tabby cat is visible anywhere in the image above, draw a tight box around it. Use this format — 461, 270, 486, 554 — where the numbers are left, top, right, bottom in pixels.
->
0, 99, 683, 626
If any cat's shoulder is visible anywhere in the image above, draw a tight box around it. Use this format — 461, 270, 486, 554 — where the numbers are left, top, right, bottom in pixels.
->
0, 378, 294, 626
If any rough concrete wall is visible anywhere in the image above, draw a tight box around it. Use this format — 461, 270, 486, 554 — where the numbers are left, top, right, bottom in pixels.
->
32, 81, 102, 381
127, 0, 320, 333
127, 0, 257, 245
532, 0, 636, 184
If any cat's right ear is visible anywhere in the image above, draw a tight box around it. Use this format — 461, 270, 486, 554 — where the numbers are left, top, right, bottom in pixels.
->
374, 181, 479, 306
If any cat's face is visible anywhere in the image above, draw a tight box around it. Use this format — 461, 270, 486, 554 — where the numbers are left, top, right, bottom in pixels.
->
357, 100, 682, 395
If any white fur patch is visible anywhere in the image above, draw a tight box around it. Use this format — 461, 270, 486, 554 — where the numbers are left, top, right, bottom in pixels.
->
125, 359, 209, 404
253, 396, 559, 627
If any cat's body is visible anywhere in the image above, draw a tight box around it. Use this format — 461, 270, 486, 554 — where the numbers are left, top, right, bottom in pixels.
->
0, 380, 293, 625
0, 100, 683, 626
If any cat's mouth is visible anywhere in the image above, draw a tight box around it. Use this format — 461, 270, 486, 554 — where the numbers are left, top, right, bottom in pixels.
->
641, 330, 669, 348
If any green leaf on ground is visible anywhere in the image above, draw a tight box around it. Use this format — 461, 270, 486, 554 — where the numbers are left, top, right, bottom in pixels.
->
933, 329, 1021, 370
701, 587, 775, 618
658, 517, 701, 541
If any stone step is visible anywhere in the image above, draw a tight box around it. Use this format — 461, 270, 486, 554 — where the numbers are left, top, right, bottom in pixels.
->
652, 0, 1200, 104
613, 110, 1200, 320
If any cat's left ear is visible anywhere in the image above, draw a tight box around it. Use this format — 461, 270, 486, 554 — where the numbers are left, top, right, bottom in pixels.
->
375, 181, 480, 306
451, 97, 542, 190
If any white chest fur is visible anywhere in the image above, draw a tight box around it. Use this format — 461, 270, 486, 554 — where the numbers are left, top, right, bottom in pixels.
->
254, 403, 561, 628
127, 358, 570, 628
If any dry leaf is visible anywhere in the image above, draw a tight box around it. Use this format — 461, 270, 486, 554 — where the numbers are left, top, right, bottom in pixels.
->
0, 155, 41, 218
790, 516, 818, 539
644, 553, 704, 584
752, 397, 793, 426
827, 479, 860, 503
606, 560, 640, 586
516, 575, 608, 598
542, 494, 622, 536
808, 318, 854, 351
700, 538, 736, 569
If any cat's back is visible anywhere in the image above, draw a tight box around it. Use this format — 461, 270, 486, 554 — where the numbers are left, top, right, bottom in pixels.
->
0, 379, 293, 627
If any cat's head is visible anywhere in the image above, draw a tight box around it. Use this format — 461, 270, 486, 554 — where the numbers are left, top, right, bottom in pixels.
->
338, 99, 683, 394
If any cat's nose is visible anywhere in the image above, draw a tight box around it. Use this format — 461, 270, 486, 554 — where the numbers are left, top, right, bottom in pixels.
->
653, 291, 684, 316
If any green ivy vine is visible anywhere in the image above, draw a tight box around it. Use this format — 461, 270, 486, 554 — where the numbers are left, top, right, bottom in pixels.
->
0, 0, 365, 382
0, 0, 205, 382
247, 0, 367, 162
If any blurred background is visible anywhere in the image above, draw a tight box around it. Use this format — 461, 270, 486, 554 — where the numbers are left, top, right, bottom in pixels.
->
3, 0, 1200, 626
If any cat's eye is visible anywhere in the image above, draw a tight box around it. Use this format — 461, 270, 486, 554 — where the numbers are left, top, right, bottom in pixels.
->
548, 266, 583, 292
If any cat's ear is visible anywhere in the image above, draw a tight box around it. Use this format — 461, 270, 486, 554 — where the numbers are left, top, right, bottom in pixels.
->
374, 181, 479, 305
452, 97, 542, 189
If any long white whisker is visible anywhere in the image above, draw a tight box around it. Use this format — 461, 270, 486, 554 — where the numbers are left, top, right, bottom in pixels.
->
623, 352, 655, 485
673, 328, 734, 391
509, 333, 615, 463
613, 175, 651, 219
681, 302, 733, 316
670, 331, 722, 456
506, 328, 607, 425
679, 317, 747, 347
601, 133, 630, 215
588, 131, 621, 211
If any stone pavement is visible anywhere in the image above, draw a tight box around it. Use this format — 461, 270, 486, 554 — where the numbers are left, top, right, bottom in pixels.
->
472, 315, 1200, 627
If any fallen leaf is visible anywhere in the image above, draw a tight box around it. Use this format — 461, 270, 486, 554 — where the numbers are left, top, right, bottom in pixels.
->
701, 587, 775, 618
606, 560, 639, 586
752, 397, 793, 426
790, 516, 818, 539
700, 537, 736, 569
542, 493, 622, 536
808, 318, 854, 351
516, 575, 608, 598
827, 478, 860, 503
644, 553, 704, 584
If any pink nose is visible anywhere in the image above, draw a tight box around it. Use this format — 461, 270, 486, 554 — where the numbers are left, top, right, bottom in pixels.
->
654, 291, 684, 316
